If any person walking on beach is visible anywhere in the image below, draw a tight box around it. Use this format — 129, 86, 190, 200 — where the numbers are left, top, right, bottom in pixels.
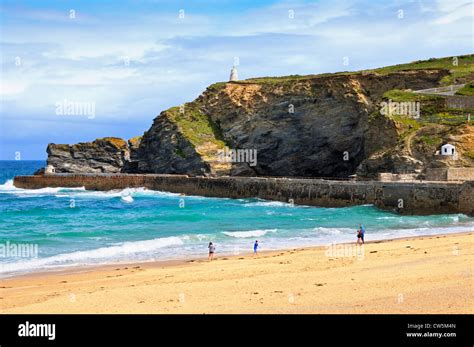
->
208, 242, 216, 261
253, 240, 259, 256
357, 224, 365, 245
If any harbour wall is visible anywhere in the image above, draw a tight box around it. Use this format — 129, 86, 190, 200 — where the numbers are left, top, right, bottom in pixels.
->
13, 174, 474, 216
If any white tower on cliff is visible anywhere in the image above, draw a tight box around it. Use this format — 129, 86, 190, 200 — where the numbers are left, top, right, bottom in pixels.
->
229, 66, 238, 81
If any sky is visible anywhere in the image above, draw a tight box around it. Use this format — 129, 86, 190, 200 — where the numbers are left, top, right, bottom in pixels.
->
0, 0, 473, 160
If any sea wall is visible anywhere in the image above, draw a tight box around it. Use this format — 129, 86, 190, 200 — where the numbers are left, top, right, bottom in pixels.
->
446, 95, 474, 111
378, 173, 419, 182
13, 174, 474, 216
425, 168, 474, 181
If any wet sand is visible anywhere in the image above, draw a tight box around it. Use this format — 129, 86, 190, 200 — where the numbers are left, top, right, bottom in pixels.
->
1, 232, 472, 313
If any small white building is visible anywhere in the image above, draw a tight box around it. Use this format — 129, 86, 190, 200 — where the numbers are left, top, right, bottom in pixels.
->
441, 143, 455, 156
229, 66, 238, 81
45, 165, 56, 174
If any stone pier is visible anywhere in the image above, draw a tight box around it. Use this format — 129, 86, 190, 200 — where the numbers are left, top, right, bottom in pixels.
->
13, 174, 474, 216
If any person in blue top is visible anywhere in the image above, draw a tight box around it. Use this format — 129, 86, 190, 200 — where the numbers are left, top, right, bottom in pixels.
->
357, 224, 365, 245
208, 242, 216, 261
253, 240, 259, 256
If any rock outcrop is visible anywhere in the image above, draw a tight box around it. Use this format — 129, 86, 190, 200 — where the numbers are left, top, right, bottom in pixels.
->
46, 137, 130, 173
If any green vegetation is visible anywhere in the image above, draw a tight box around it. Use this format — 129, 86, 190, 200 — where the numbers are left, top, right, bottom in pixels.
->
207, 82, 227, 90
175, 148, 186, 158
455, 82, 474, 96
418, 135, 442, 146
390, 115, 421, 142
391, 115, 421, 129
368, 111, 383, 124
383, 89, 419, 102
380, 88, 472, 126
369, 55, 474, 85
382, 89, 442, 102
209, 55, 473, 87
249, 55, 474, 85
165, 103, 227, 149
464, 151, 474, 159
421, 112, 470, 125
244, 74, 319, 84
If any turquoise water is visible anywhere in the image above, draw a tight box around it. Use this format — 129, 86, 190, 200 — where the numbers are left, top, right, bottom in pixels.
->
1, 160, 473, 277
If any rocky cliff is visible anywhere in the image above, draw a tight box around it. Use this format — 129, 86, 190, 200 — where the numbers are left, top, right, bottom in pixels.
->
46, 137, 130, 173
42, 55, 474, 178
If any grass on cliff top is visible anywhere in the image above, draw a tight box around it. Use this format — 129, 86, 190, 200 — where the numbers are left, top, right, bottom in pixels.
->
209, 54, 473, 87
455, 82, 474, 96
380, 90, 471, 125
369, 54, 474, 85
165, 104, 227, 149
382, 89, 443, 102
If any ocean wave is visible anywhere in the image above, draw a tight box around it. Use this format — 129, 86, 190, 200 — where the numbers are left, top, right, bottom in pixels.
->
0, 179, 86, 195
242, 200, 293, 207
0, 236, 184, 275
0, 180, 182, 199
222, 229, 277, 238
180, 234, 211, 242
121, 195, 134, 203
312, 227, 354, 235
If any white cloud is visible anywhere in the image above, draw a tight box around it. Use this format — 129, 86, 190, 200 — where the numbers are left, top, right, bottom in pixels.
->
0, 81, 27, 96
432, 0, 473, 24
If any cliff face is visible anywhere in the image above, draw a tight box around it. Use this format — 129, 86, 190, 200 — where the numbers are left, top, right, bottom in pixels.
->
42, 55, 474, 178
131, 69, 449, 177
133, 112, 213, 175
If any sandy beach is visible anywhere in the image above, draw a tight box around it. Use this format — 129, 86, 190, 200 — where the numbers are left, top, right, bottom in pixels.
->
1, 232, 472, 314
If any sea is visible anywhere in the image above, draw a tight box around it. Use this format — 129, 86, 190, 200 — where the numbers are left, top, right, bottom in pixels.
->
1, 160, 473, 278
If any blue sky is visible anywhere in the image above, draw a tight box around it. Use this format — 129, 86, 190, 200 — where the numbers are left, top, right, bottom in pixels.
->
1, 0, 473, 159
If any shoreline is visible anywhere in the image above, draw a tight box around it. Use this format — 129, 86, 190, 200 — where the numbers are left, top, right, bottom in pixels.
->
1, 231, 472, 313
2, 230, 472, 281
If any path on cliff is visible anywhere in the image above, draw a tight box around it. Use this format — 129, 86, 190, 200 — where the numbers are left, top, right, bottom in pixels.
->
404, 129, 416, 158
413, 84, 466, 96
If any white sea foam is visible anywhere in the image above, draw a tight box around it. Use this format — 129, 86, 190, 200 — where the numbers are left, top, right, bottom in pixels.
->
0, 180, 182, 199
121, 195, 134, 203
450, 215, 460, 223
0, 179, 16, 191
181, 234, 210, 242
0, 179, 86, 195
222, 229, 277, 238
243, 200, 292, 207
0, 236, 184, 275
312, 227, 354, 235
